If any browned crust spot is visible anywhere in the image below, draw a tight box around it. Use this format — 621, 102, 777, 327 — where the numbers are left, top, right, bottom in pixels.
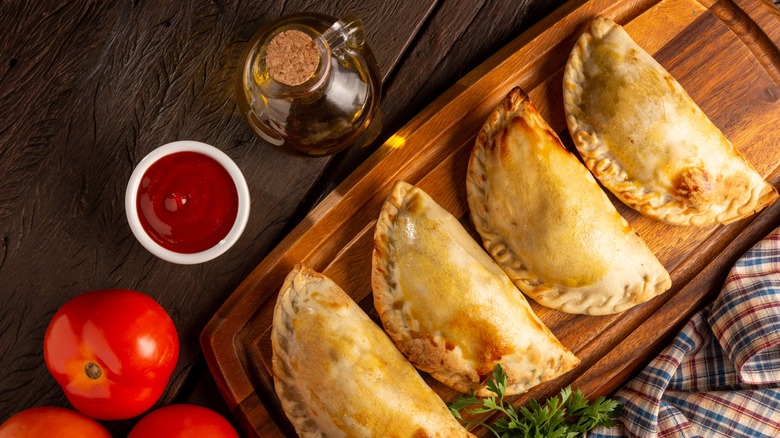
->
673, 165, 715, 210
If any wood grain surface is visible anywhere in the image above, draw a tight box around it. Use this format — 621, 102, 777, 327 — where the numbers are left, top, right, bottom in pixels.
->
201, 0, 780, 436
0, 0, 567, 435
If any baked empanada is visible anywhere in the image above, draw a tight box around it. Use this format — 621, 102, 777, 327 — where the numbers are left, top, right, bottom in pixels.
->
272, 265, 473, 438
372, 181, 579, 396
466, 88, 670, 315
563, 15, 777, 226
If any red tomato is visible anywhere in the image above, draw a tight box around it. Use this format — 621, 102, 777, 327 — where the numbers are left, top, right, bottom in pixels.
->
128, 404, 238, 438
44, 289, 179, 420
0, 407, 112, 438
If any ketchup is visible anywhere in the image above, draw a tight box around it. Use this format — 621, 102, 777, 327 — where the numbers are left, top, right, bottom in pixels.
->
136, 152, 238, 254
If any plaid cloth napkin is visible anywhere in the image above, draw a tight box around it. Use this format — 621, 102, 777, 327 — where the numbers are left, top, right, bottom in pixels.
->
590, 227, 780, 438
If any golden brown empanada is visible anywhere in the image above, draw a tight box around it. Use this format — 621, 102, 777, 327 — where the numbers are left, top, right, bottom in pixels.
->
563, 15, 777, 226
372, 181, 579, 396
466, 88, 671, 315
272, 265, 473, 438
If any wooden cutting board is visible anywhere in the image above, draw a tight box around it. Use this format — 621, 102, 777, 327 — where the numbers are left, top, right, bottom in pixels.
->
201, 0, 780, 436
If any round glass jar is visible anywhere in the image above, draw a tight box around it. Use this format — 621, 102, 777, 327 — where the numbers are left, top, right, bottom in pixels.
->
237, 13, 382, 156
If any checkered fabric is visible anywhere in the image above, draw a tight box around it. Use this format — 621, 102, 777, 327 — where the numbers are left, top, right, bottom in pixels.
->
590, 227, 780, 438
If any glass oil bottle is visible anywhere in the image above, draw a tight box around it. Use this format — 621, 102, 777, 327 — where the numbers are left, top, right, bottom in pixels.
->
236, 13, 382, 156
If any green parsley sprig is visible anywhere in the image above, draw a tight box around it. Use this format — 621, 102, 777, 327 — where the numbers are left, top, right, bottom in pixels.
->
448, 364, 621, 438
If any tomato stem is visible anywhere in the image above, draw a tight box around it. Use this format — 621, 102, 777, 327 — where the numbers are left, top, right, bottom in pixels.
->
85, 362, 102, 380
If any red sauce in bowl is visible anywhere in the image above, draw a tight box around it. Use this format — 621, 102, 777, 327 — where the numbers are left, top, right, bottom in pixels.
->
136, 151, 239, 254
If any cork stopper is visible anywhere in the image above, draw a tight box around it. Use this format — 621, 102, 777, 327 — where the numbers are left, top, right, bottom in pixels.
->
265, 30, 320, 86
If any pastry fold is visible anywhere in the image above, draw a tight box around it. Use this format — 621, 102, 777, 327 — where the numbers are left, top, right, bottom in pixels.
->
563, 15, 777, 226
272, 265, 473, 437
373, 181, 579, 396
466, 87, 671, 315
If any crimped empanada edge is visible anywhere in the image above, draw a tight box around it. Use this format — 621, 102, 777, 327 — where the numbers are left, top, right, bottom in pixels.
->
371, 181, 412, 346
563, 15, 777, 226
468, 89, 569, 311
270, 265, 325, 438
563, 16, 677, 224
373, 181, 580, 395
371, 181, 488, 395
466, 87, 590, 313
467, 87, 670, 315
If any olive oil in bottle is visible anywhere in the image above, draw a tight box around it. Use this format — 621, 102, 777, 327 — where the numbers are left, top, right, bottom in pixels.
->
237, 13, 382, 156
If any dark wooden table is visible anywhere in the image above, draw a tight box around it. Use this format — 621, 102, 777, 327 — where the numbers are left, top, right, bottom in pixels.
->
0, 0, 571, 435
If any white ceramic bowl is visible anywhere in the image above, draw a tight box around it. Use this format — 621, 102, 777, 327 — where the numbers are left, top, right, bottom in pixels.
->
125, 141, 250, 264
